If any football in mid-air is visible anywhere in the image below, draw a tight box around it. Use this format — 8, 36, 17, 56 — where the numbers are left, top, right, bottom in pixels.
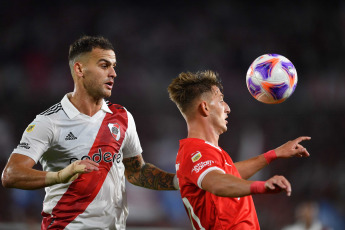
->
246, 54, 298, 104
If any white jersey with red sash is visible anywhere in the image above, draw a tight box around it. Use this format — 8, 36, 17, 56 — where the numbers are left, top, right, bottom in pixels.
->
12, 94, 142, 230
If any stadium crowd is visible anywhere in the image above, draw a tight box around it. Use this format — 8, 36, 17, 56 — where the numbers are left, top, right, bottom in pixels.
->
0, 1, 344, 229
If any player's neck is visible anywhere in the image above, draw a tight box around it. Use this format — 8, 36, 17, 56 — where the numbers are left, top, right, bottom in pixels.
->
68, 92, 103, 117
187, 120, 220, 146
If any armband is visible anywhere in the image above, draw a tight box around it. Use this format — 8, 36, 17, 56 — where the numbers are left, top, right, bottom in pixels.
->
263, 150, 277, 164
250, 181, 266, 194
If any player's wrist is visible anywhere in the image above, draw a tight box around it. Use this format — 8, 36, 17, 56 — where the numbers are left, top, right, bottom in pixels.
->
58, 161, 84, 183
45, 171, 59, 186
250, 181, 266, 194
45, 161, 84, 186
263, 150, 277, 164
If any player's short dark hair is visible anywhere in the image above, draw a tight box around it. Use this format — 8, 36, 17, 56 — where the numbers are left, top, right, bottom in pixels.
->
68, 35, 114, 62
167, 70, 223, 115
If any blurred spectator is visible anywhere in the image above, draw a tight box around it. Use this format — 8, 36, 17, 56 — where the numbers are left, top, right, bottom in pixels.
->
282, 201, 332, 230
0, 1, 344, 229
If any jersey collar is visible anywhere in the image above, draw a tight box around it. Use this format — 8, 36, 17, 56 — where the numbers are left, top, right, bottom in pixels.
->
61, 93, 113, 119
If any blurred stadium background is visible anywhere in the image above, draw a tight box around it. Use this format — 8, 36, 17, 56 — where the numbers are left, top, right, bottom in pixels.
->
0, 1, 344, 229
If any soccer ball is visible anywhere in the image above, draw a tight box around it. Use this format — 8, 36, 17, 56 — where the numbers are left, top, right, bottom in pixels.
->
246, 54, 298, 104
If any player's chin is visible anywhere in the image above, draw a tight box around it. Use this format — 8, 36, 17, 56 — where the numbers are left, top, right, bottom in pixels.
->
220, 126, 228, 134
103, 90, 112, 98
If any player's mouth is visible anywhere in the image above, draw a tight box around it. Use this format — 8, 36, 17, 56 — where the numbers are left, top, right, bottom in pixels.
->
105, 81, 114, 90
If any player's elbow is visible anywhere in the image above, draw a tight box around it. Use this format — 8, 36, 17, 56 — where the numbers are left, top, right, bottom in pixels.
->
1, 168, 14, 188
1, 165, 20, 188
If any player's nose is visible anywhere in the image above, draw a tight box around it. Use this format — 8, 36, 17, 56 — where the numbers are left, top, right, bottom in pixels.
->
109, 67, 117, 78
224, 102, 230, 114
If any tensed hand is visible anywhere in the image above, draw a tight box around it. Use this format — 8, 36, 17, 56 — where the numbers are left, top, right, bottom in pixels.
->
275, 136, 311, 158
265, 175, 292, 196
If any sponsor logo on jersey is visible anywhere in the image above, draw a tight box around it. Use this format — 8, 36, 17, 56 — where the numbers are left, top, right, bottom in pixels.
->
191, 160, 215, 173
176, 163, 180, 171
70, 148, 122, 164
18, 142, 30, 149
108, 123, 121, 141
191, 151, 202, 163
65, 132, 77, 140
26, 124, 35, 133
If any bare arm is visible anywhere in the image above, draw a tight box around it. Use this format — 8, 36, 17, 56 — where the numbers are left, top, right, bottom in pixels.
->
2, 153, 99, 189
2, 153, 47, 189
123, 154, 177, 190
234, 154, 268, 180
201, 170, 292, 197
202, 170, 252, 197
234, 136, 311, 179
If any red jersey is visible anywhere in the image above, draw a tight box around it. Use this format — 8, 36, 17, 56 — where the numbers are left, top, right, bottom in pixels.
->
176, 138, 260, 230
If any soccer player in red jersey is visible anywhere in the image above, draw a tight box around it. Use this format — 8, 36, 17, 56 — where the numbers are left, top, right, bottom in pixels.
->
168, 70, 311, 229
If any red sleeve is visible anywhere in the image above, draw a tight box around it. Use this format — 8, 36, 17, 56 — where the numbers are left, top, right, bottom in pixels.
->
180, 143, 225, 189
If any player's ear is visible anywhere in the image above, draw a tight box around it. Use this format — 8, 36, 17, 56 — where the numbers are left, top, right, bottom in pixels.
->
199, 101, 209, 117
73, 62, 84, 78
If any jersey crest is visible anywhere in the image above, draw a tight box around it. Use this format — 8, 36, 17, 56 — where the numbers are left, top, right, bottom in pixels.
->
108, 123, 121, 141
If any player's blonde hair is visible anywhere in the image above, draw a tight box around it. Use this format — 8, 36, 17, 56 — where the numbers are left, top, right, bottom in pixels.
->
167, 70, 223, 115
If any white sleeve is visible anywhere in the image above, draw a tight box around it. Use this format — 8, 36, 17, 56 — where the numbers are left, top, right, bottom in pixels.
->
12, 115, 54, 163
122, 110, 143, 158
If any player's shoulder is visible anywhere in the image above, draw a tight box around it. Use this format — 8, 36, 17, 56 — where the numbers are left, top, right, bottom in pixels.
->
105, 100, 126, 110
181, 138, 220, 151
105, 100, 136, 120
30, 102, 64, 127
22, 103, 61, 133
179, 138, 221, 159
38, 102, 63, 117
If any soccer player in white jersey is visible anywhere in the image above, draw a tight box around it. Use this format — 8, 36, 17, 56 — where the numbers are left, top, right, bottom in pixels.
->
1, 36, 179, 230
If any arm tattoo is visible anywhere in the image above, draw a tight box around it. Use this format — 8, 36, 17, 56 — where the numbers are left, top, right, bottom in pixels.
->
123, 155, 176, 190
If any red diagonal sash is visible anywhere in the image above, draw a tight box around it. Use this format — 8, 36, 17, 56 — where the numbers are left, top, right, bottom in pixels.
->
41, 105, 128, 229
